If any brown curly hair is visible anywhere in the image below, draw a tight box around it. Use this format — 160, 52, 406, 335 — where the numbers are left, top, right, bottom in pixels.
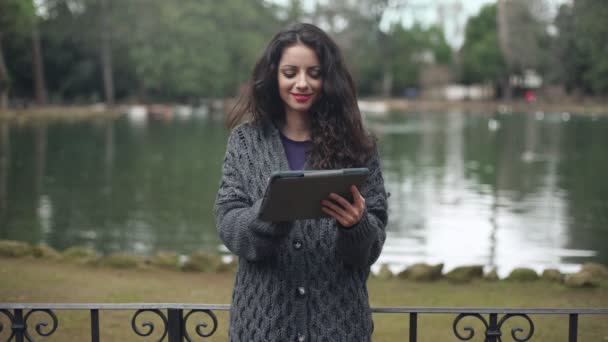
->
227, 23, 375, 169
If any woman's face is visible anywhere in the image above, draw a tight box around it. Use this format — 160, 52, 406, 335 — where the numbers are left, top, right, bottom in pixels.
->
277, 43, 323, 116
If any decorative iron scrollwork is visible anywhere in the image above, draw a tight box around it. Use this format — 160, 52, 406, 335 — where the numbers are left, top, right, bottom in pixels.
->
453, 313, 489, 340
497, 314, 534, 342
183, 309, 218, 341
0, 309, 59, 342
0, 309, 16, 341
453, 313, 535, 342
131, 309, 168, 342
23, 309, 58, 341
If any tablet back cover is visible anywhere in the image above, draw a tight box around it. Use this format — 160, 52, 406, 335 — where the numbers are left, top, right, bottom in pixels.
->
259, 168, 369, 222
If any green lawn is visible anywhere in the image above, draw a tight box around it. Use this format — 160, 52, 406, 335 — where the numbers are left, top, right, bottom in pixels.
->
1, 258, 607, 341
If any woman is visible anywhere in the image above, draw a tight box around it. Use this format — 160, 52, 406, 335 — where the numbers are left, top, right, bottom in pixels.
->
214, 23, 388, 342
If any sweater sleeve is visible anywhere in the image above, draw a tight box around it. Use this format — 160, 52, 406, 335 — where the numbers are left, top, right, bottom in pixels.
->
214, 127, 291, 262
335, 147, 388, 268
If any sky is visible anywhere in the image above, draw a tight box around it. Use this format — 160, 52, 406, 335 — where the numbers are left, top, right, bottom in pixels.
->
269, 0, 570, 48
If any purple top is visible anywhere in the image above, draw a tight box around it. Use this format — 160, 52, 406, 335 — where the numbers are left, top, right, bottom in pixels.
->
279, 132, 311, 170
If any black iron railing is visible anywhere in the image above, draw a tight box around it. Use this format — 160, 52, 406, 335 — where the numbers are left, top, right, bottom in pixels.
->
0, 304, 606, 341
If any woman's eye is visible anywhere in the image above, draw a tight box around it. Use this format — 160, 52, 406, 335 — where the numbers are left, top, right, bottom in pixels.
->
283, 72, 296, 78
309, 69, 321, 79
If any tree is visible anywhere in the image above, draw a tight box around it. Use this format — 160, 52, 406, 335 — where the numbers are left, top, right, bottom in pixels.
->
98, 0, 115, 106
553, 0, 608, 95
32, 9, 48, 105
496, 0, 548, 99
388, 23, 452, 95
460, 4, 506, 87
126, 0, 279, 101
285, 0, 305, 23
0, 0, 35, 108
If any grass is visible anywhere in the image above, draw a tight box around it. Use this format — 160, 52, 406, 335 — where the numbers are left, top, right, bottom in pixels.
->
1, 257, 607, 341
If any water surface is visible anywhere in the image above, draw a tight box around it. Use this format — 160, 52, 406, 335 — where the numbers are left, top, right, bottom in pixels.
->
1, 110, 606, 276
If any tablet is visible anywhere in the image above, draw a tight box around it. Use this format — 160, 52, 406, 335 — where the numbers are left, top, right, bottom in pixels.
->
258, 168, 369, 222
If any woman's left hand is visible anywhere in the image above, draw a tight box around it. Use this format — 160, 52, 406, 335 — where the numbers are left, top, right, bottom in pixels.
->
321, 185, 366, 228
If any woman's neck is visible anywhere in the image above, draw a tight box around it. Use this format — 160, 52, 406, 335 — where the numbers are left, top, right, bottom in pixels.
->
281, 110, 311, 141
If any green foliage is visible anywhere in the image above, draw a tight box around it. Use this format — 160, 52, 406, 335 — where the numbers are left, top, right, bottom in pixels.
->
388, 23, 452, 94
553, 0, 608, 95
460, 4, 506, 84
125, 0, 280, 100
3, 0, 607, 101
5, 0, 280, 103
0, 0, 35, 93
0, 0, 35, 37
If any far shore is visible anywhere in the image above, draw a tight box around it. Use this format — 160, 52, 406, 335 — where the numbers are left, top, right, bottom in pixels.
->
377, 98, 608, 114
1, 98, 607, 122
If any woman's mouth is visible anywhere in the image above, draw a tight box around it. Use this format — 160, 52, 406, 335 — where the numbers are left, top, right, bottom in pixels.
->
291, 93, 313, 102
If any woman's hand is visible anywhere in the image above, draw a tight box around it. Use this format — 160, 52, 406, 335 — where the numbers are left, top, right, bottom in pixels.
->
321, 185, 366, 228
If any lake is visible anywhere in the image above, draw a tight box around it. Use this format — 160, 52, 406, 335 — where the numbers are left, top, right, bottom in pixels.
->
1, 109, 607, 276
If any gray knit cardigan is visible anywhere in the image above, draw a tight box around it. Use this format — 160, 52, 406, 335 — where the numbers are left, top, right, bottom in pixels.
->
214, 120, 388, 342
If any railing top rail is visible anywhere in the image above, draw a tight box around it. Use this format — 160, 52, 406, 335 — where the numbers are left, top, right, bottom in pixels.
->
371, 307, 608, 314
0, 303, 606, 314
0, 303, 231, 310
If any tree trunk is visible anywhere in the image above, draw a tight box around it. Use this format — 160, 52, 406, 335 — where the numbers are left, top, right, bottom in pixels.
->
501, 76, 513, 100
99, 0, 115, 107
0, 32, 9, 109
0, 122, 9, 216
378, 30, 393, 98
381, 68, 393, 98
497, 0, 513, 100
32, 25, 48, 105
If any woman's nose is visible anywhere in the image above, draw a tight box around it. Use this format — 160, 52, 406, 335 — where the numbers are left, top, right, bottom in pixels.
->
295, 73, 309, 90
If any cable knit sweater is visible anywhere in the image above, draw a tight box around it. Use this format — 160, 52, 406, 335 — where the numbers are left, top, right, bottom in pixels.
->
214, 120, 388, 342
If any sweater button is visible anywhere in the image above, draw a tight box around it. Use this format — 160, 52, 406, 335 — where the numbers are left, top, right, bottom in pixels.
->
293, 240, 303, 250
296, 286, 306, 298
297, 333, 306, 341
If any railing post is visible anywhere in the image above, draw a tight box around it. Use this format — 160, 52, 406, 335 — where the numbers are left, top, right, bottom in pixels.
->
167, 308, 183, 342
486, 313, 500, 342
409, 313, 417, 342
91, 309, 100, 342
569, 314, 578, 342
13, 309, 25, 342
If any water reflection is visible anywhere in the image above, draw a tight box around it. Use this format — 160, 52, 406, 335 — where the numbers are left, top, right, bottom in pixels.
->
373, 111, 605, 276
0, 111, 607, 276
0, 122, 9, 220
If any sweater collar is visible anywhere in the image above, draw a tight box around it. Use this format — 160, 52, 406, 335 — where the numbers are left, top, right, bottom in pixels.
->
264, 119, 311, 171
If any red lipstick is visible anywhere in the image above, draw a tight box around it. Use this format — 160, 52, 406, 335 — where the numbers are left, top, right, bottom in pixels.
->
291, 93, 312, 102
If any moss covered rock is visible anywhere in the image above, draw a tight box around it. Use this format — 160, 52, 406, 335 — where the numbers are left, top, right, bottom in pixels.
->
375, 264, 393, 280
580, 263, 608, 280
541, 269, 564, 283
0, 240, 32, 257
484, 268, 500, 281
32, 244, 62, 260
565, 271, 600, 288
99, 253, 143, 269
62, 246, 97, 262
181, 251, 222, 273
446, 265, 484, 283
148, 251, 179, 270
398, 263, 443, 282
507, 268, 539, 282
216, 258, 238, 273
